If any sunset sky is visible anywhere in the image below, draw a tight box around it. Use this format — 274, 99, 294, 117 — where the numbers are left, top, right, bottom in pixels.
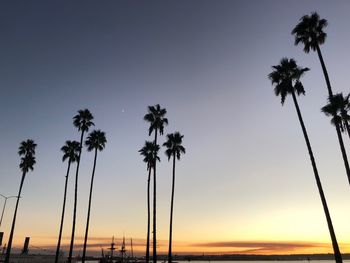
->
1, 0, 350, 257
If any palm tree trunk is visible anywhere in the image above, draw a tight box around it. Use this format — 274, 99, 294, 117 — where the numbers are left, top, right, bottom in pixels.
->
55, 160, 71, 263
168, 154, 176, 263
316, 45, 333, 97
68, 130, 85, 263
146, 167, 151, 263
153, 129, 158, 263
316, 44, 350, 185
82, 148, 98, 263
5, 172, 26, 263
291, 91, 342, 263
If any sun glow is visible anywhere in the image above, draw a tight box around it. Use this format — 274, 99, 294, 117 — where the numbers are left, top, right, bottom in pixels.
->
9, 235, 350, 256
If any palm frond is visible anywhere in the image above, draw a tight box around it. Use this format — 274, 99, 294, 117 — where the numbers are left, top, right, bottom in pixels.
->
85, 130, 107, 152
73, 109, 95, 132
163, 132, 185, 161
19, 154, 36, 174
322, 93, 350, 132
143, 104, 168, 136
269, 58, 309, 105
61, 140, 80, 162
292, 12, 328, 53
294, 81, 305, 96
139, 141, 160, 169
18, 139, 37, 156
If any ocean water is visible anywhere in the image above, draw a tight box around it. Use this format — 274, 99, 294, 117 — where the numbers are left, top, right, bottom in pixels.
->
84, 261, 350, 263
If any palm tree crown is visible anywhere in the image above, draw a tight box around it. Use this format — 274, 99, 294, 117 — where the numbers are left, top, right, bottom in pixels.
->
163, 132, 186, 160
292, 12, 328, 53
19, 155, 36, 174
18, 139, 37, 157
144, 104, 168, 136
18, 139, 37, 173
268, 58, 309, 104
85, 130, 107, 152
73, 109, 95, 132
61, 140, 80, 163
321, 93, 350, 133
139, 141, 160, 170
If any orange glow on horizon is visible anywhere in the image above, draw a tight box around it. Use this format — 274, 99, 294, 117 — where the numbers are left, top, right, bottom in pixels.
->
9, 236, 350, 256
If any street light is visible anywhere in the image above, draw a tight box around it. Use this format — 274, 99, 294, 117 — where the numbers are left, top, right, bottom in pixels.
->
0, 194, 17, 229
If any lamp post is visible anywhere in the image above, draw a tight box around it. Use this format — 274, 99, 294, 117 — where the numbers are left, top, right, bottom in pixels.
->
0, 194, 17, 229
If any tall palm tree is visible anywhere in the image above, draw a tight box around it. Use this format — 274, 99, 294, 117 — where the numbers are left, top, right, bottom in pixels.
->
144, 104, 168, 263
322, 93, 350, 140
68, 109, 94, 263
5, 140, 36, 263
81, 130, 107, 263
292, 11, 350, 185
55, 140, 80, 263
269, 58, 342, 263
139, 141, 160, 263
163, 132, 185, 263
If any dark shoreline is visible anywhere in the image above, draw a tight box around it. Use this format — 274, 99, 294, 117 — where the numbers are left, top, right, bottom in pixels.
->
156, 253, 350, 261
2, 253, 349, 262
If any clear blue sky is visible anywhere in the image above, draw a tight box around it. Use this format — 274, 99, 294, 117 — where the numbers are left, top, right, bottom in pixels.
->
0, 0, 350, 256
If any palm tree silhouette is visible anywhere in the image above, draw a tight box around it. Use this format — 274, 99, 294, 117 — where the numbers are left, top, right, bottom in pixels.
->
163, 132, 185, 263
81, 130, 107, 263
269, 58, 342, 263
68, 109, 94, 263
144, 104, 168, 263
55, 140, 80, 263
139, 141, 160, 263
322, 93, 350, 140
292, 12, 350, 185
5, 140, 37, 263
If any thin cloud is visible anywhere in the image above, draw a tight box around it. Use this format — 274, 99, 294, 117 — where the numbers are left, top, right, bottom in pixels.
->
193, 241, 326, 248
191, 241, 329, 254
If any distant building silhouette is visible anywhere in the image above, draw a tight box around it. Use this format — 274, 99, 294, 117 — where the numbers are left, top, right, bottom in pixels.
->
21, 237, 30, 255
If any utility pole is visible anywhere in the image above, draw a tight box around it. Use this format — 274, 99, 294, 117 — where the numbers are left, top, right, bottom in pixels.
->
0, 194, 17, 229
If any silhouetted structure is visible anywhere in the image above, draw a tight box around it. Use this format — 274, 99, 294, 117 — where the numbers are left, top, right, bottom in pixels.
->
81, 130, 107, 263
269, 58, 342, 263
68, 109, 94, 263
21, 237, 30, 255
0, 194, 17, 229
139, 141, 160, 263
5, 140, 37, 263
322, 93, 350, 140
163, 132, 186, 263
292, 12, 350, 186
144, 104, 168, 263
120, 236, 126, 263
130, 238, 134, 259
55, 140, 80, 263
108, 236, 116, 262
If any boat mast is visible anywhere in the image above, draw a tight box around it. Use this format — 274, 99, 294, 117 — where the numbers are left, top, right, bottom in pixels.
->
131, 238, 134, 259
108, 236, 116, 262
120, 236, 126, 263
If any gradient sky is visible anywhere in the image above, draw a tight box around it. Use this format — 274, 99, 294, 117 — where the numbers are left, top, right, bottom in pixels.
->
1, 0, 350, 256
